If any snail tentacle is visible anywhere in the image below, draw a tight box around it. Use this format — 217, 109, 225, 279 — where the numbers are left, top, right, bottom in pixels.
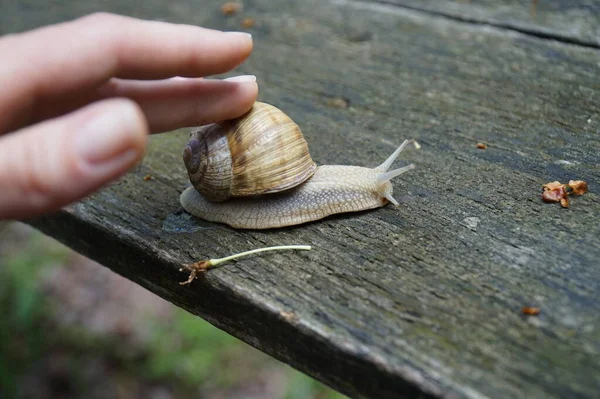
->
376, 139, 421, 172
376, 164, 415, 185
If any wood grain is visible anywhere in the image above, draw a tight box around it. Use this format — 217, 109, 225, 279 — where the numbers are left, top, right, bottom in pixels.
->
361, 0, 600, 47
4, 0, 599, 398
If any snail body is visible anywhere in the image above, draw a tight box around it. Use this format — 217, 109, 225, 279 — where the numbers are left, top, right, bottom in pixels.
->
180, 102, 419, 229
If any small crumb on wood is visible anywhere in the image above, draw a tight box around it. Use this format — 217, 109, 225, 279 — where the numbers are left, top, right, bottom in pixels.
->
568, 180, 588, 196
241, 17, 255, 28
541, 184, 567, 203
476, 142, 487, 150
221, 2, 242, 15
143, 174, 152, 181
541, 179, 588, 208
280, 310, 298, 322
530, 0, 539, 17
522, 306, 541, 316
326, 97, 349, 108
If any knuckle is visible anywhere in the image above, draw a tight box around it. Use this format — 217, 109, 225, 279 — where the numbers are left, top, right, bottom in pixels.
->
77, 12, 122, 40
74, 13, 125, 57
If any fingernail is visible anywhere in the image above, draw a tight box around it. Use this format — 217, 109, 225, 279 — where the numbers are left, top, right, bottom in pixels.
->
224, 74, 256, 83
76, 102, 142, 164
226, 31, 252, 38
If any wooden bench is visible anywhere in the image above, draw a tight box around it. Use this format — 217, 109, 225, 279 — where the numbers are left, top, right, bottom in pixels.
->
5, 1, 599, 397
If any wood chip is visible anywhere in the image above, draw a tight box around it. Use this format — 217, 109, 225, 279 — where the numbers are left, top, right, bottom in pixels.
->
326, 97, 349, 108
541, 185, 567, 203
530, 0, 539, 17
541, 179, 588, 208
242, 17, 255, 28
522, 307, 541, 316
568, 180, 588, 196
280, 310, 299, 322
221, 2, 242, 15
476, 142, 487, 149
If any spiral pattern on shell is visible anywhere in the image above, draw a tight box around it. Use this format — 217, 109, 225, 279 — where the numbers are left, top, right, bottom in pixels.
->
182, 102, 318, 202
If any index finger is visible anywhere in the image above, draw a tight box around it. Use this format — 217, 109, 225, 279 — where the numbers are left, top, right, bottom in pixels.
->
0, 13, 253, 131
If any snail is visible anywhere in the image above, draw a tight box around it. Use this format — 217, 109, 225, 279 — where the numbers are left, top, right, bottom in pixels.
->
180, 102, 419, 229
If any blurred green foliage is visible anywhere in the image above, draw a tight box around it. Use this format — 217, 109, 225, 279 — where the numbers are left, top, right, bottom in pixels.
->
0, 231, 69, 397
0, 224, 347, 399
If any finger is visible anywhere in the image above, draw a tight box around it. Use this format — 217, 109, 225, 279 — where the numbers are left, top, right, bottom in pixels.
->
97, 75, 259, 133
24, 75, 259, 134
0, 99, 148, 220
0, 13, 253, 133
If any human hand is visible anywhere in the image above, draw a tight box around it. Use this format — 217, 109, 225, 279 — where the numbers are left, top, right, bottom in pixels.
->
0, 13, 258, 220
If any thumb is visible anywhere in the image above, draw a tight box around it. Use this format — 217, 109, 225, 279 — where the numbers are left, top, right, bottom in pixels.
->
0, 98, 148, 220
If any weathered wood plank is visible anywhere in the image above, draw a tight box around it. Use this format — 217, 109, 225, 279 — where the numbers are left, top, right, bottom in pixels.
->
360, 0, 600, 47
4, 0, 599, 398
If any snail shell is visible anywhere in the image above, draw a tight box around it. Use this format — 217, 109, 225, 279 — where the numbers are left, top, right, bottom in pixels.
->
182, 102, 317, 202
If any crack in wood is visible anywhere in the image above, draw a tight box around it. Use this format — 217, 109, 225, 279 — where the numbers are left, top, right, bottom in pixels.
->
337, 0, 600, 49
